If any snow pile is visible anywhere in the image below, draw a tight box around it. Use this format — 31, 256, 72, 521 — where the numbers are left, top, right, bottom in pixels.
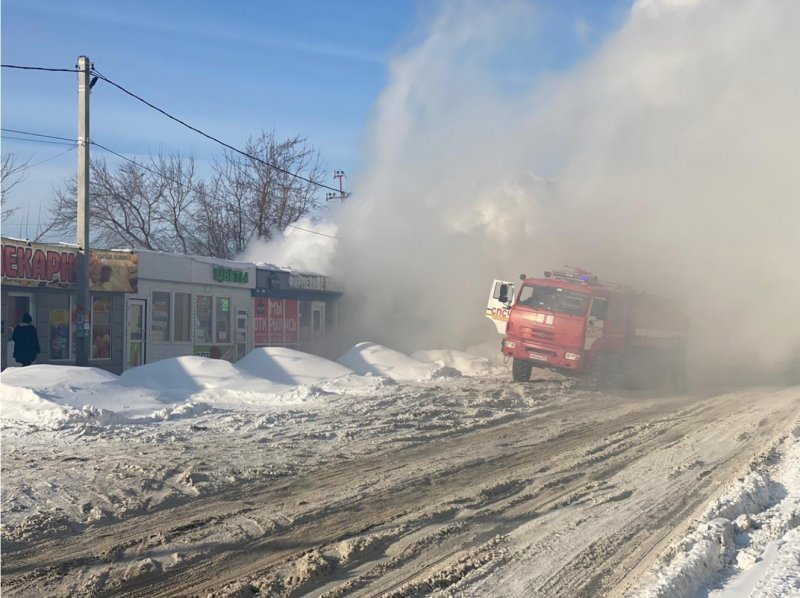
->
635, 428, 800, 597
411, 349, 491, 377
337, 342, 443, 381
119, 355, 287, 394
2, 364, 118, 388
1, 365, 167, 426
236, 347, 354, 385
1, 343, 458, 429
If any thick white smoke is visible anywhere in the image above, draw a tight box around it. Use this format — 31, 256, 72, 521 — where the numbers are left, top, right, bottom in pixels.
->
334, 0, 800, 377
240, 217, 337, 273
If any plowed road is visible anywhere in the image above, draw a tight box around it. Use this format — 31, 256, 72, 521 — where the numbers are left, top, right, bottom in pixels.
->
2, 380, 798, 597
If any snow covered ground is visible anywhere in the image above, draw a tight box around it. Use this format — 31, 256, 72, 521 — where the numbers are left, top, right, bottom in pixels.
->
1, 345, 798, 596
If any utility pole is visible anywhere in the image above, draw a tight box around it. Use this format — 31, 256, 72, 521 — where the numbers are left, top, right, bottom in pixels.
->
334, 169, 346, 202
75, 55, 91, 366
326, 170, 350, 203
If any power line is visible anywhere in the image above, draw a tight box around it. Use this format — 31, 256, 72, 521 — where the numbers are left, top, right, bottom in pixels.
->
27, 145, 76, 169
1, 128, 76, 143
1, 135, 76, 147
90, 68, 345, 195
1, 64, 82, 73
283, 223, 338, 239
91, 140, 338, 240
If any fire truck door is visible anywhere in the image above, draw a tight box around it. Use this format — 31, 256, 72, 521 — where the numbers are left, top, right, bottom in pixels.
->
486, 280, 514, 335
585, 297, 607, 350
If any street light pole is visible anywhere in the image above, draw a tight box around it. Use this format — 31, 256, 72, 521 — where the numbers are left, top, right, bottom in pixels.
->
75, 55, 91, 366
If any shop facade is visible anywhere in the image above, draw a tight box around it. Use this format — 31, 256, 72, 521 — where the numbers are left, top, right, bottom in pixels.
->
128, 251, 256, 368
1, 237, 137, 373
253, 267, 343, 356
2, 238, 343, 372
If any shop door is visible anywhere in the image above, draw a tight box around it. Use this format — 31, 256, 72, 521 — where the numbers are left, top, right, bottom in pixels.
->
126, 299, 146, 369
235, 307, 248, 361
6, 293, 35, 368
311, 302, 325, 344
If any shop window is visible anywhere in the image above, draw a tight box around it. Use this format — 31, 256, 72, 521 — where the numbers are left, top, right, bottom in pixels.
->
49, 295, 72, 360
215, 297, 231, 343
151, 291, 171, 342
174, 292, 192, 342
196, 295, 212, 344
91, 296, 112, 359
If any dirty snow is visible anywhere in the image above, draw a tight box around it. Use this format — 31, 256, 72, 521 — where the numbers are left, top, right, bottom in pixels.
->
632, 425, 800, 597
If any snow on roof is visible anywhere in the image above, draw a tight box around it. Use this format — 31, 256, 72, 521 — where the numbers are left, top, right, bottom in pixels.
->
255, 262, 327, 277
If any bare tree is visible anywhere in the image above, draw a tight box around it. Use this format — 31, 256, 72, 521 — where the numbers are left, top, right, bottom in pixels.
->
44, 132, 325, 257
46, 153, 204, 251
194, 131, 324, 258
1, 153, 31, 221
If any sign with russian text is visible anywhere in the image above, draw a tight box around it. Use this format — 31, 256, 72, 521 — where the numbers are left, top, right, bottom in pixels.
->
1, 239, 138, 292
287, 274, 341, 292
254, 297, 298, 344
213, 266, 249, 284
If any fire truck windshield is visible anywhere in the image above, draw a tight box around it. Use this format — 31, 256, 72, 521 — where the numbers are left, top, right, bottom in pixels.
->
517, 285, 591, 317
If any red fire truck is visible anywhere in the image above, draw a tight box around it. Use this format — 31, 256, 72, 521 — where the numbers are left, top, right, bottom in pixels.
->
486, 269, 689, 388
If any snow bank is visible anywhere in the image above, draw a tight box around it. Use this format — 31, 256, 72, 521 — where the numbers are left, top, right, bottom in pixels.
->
1, 364, 118, 387
1, 383, 75, 427
635, 428, 800, 597
236, 347, 354, 385
337, 342, 440, 381
1, 343, 467, 430
1, 365, 167, 426
121, 356, 251, 391
411, 349, 491, 377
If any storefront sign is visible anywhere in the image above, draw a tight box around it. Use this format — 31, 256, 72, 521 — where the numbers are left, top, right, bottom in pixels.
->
1, 239, 138, 292
213, 266, 249, 284
254, 297, 298, 344
287, 274, 340, 292
2, 242, 76, 285
90, 250, 138, 292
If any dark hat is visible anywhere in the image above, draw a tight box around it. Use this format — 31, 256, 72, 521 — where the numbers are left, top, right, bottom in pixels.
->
22, 313, 32, 323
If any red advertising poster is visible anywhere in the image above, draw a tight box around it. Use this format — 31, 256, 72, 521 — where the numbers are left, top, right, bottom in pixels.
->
254, 298, 298, 345
254, 297, 269, 345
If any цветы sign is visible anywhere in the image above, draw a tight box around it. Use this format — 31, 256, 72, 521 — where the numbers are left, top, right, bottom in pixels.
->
213, 266, 249, 284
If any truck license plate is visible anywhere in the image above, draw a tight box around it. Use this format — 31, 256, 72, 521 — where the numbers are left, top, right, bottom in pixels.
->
529, 353, 549, 362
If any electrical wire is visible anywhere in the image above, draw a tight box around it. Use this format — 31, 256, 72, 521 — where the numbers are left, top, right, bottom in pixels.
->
1, 135, 76, 147
90, 140, 338, 240
25, 145, 76, 169
90, 68, 344, 195
1, 64, 82, 73
1, 128, 76, 143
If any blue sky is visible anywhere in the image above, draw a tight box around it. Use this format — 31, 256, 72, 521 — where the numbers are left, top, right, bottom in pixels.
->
1, 0, 631, 240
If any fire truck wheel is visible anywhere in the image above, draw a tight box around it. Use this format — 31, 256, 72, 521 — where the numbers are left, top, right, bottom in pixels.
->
512, 358, 533, 382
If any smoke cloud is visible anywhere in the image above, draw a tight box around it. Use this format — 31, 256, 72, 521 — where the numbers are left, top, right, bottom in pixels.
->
242, 0, 800, 381
334, 0, 800, 379
240, 217, 338, 273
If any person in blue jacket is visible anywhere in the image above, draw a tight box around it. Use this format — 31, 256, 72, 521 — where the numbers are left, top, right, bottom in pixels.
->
12, 313, 41, 367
